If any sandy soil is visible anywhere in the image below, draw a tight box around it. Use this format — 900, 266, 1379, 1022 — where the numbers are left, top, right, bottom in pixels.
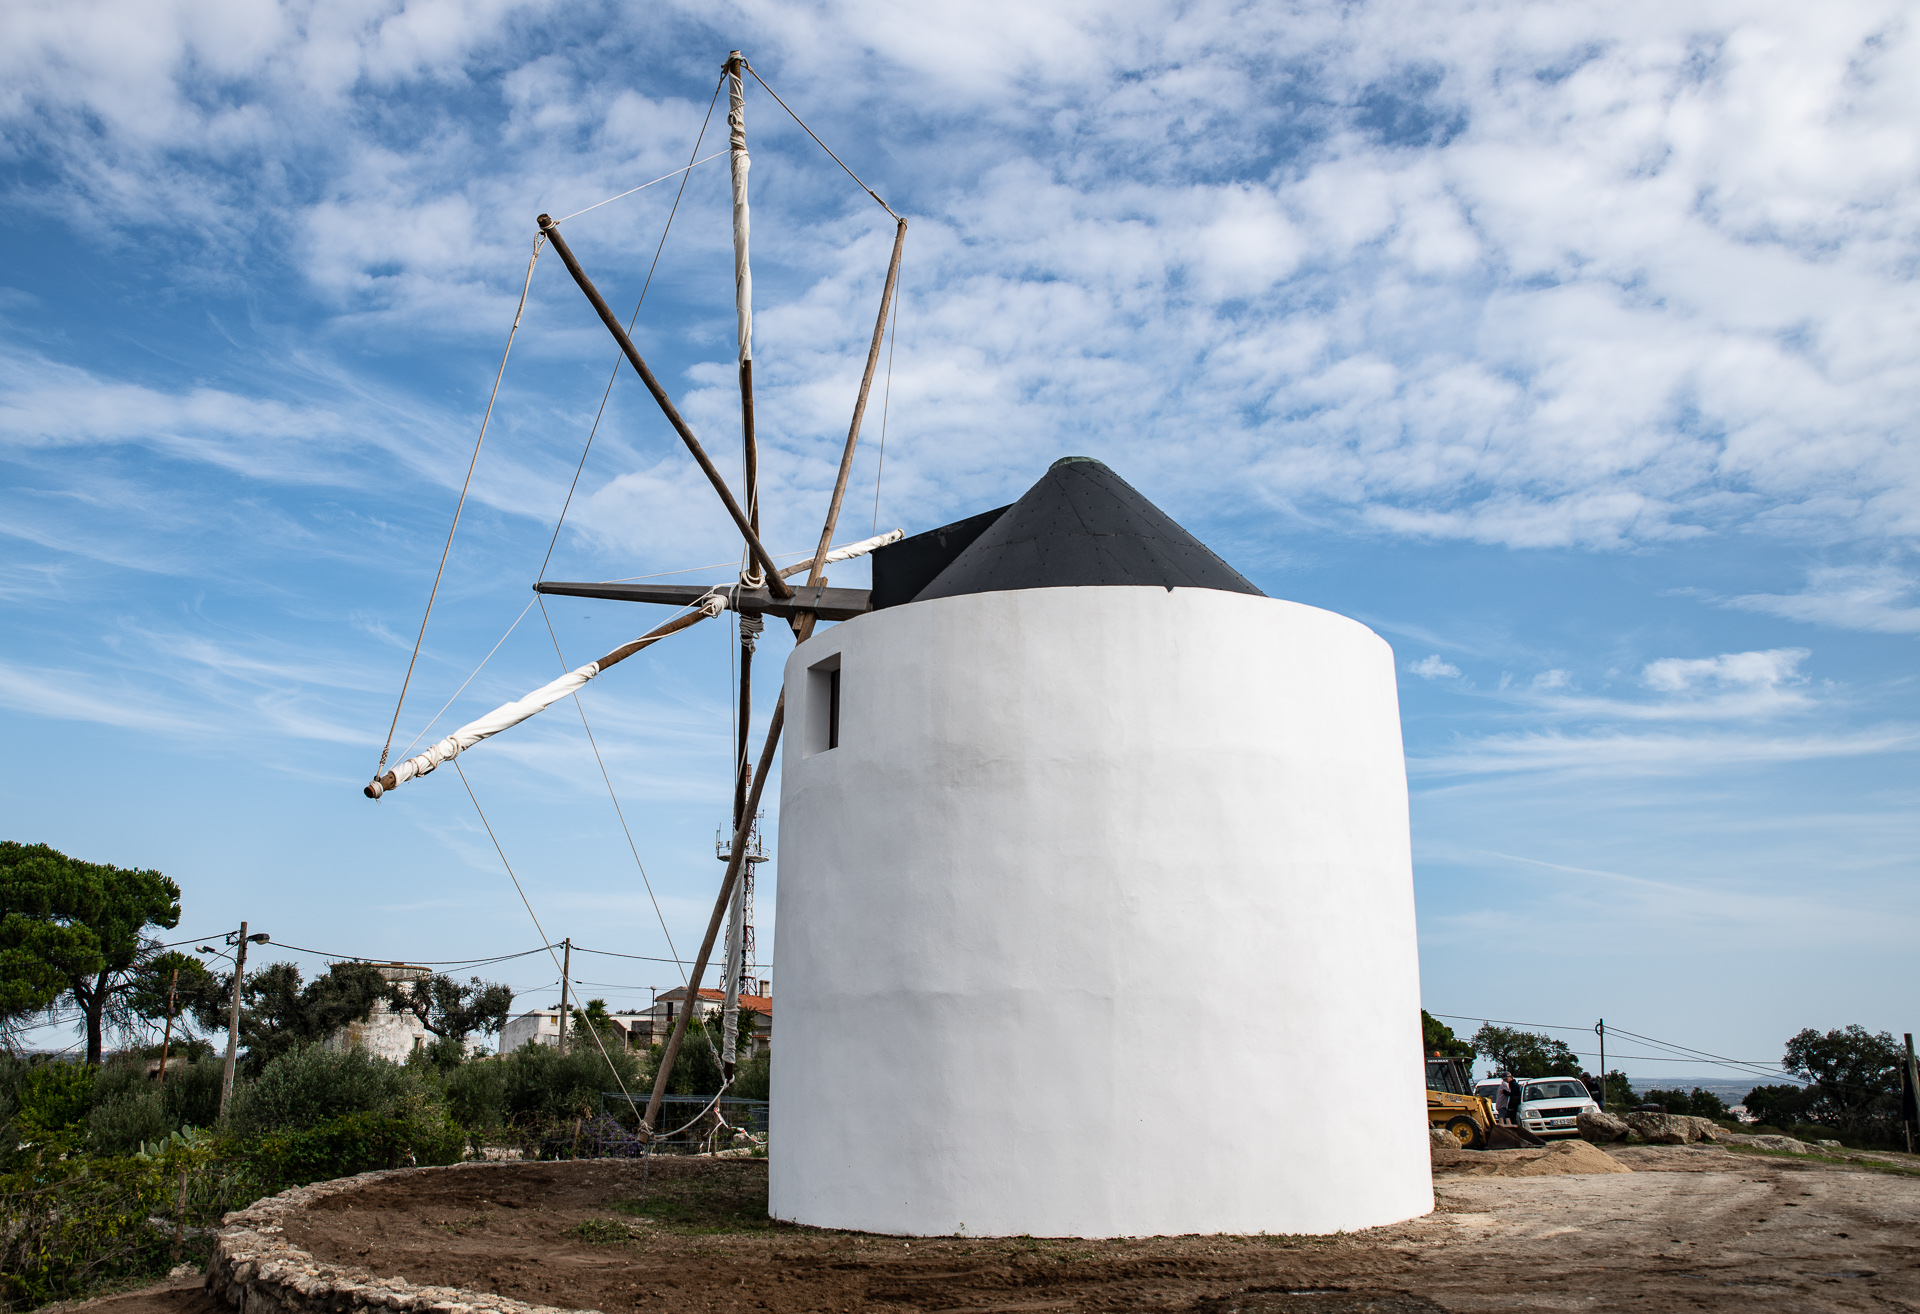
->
35, 1278, 223, 1314
274, 1146, 1920, 1312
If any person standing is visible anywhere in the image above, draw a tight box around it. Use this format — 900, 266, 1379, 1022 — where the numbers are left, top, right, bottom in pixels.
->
1494, 1071, 1516, 1125
1500, 1072, 1524, 1126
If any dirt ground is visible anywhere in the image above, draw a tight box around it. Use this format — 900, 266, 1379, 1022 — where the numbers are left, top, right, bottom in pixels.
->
269, 1145, 1920, 1313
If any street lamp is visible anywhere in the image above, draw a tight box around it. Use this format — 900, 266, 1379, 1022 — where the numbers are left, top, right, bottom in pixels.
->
217, 922, 269, 1121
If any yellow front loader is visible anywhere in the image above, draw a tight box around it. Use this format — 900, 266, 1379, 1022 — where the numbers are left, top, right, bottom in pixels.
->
1426, 1057, 1545, 1150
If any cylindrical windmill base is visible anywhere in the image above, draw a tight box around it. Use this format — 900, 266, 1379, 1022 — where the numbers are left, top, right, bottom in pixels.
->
772, 587, 1432, 1237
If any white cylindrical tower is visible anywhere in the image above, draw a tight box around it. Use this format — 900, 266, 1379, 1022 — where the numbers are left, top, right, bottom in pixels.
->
770, 460, 1432, 1238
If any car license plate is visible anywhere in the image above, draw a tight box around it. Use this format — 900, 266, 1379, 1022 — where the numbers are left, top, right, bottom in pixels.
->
1550, 1118, 1574, 1127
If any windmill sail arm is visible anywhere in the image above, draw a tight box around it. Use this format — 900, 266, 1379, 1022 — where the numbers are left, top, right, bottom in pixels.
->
533, 530, 904, 618
365, 592, 727, 800
365, 662, 601, 798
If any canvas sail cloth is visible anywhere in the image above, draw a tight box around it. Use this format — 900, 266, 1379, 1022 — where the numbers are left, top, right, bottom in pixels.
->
367, 531, 901, 799
729, 64, 753, 369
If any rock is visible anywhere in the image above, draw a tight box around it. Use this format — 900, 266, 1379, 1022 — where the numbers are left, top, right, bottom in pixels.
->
1430, 1126, 1459, 1151
1625, 1111, 1695, 1144
1576, 1108, 1630, 1143
1815, 1138, 1841, 1149
1741, 1133, 1811, 1154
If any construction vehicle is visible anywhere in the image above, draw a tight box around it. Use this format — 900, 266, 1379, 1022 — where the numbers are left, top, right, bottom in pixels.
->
1426, 1057, 1546, 1150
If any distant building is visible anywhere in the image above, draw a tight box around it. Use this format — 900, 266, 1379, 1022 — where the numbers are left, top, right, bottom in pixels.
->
648, 986, 772, 1059
497, 984, 772, 1058
326, 963, 441, 1063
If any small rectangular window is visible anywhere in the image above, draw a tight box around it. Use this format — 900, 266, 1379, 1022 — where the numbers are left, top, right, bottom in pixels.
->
806, 652, 842, 756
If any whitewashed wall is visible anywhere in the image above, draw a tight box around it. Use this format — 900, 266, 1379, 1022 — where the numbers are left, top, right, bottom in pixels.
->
771, 586, 1431, 1238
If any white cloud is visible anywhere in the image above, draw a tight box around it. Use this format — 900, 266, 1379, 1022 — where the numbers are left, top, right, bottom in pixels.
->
1410, 654, 1462, 680
6, 0, 1920, 555
1642, 647, 1809, 694
1532, 669, 1570, 690
1412, 724, 1920, 778
1726, 565, 1920, 635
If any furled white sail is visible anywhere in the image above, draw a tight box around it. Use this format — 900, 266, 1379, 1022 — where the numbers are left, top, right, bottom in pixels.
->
366, 532, 901, 800
368, 662, 599, 798
728, 61, 752, 366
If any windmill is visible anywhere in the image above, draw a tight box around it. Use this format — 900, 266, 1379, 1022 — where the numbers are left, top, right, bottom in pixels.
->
365, 53, 1434, 1239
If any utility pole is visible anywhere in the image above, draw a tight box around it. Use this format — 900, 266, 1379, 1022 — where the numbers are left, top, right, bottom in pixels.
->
558, 938, 572, 1056
1902, 1032, 1918, 1156
217, 922, 269, 1121
156, 967, 179, 1089
1594, 1019, 1607, 1112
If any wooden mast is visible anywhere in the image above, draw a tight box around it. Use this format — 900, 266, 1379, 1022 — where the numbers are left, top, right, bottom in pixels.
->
721, 49, 755, 1081
642, 209, 909, 1134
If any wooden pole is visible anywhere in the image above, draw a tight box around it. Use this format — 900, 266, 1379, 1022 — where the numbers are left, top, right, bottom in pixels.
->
157, 967, 178, 1088
725, 51, 760, 559
218, 923, 249, 1123
643, 694, 785, 1135
558, 937, 572, 1056
722, 619, 755, 1079
1904, 1032, 1917, 1155
591, 604, 719, 672
1596, 1018, 1606, 1112
804, 216, 907, 596
536, 215, 791, 598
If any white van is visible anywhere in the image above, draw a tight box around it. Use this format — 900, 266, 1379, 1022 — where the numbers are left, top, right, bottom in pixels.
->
1473, 1077, 1599, 1139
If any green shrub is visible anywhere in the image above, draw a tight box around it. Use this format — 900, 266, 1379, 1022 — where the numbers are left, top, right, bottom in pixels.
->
230, 1046, 413, 1132
87, 1088, 170, 1156
160, 1057, 225, 1130
12, 1060, 96, 1150
0, 1052, 27, 1126
238, 1102, 465, 1190
443, 1058, 506, 1134
643, 1020, 723, 1097
498, 1041, 643, 1124
731, 1050, 770, 1102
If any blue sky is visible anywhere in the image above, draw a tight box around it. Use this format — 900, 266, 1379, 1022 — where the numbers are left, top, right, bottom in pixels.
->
3, 0, 1915, 1083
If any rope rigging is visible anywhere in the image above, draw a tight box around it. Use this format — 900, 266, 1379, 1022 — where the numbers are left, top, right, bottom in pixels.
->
364, 48, 913, 1142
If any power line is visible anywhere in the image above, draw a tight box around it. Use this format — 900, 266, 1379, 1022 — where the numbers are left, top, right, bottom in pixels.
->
254, 942, 555, 969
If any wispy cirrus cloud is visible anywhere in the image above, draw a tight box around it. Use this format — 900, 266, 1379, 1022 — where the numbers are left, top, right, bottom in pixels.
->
1724, 566, 1920, 636
1410, 723, 1920, 778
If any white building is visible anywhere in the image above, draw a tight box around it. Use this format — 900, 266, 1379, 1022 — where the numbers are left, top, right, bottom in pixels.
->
326, 963, 438, 1063
497, 994, 769, 1056
771, 457, 1432, 1238
644, 986, 772, 1059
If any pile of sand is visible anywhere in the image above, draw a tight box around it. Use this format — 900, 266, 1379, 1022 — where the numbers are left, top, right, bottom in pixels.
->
1432, 1138, 1631, 1177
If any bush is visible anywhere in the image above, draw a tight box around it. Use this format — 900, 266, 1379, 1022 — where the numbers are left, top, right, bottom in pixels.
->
498, 1041, 643, 1124
732, 1050, 770, 1102
230, 1046, 414, 1132
443, 1057, 507, 1136
0, 1153, 183, 1310
11, 1060, 96, 1152
238, 1103, 465, 1190
160, 1057, 225, 1131
87, 1088, 170, 1156
1641, 1086, 1729, 1119
643, 1020, 723, 1097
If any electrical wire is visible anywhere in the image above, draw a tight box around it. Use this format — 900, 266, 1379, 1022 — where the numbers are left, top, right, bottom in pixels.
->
452, 760, 641, 1112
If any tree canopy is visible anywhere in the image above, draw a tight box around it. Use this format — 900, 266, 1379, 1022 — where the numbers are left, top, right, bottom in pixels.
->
1471, 1023, 1582, 1078
190, 960, 387, 1072
1421, 1010, 1473, 1059
0, 841, 181, 1062
392, 973, 513, 1045
1743, 1025, 1904, 1136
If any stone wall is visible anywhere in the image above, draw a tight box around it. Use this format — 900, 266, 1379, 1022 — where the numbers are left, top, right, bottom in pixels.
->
205, 1163, 595, 1314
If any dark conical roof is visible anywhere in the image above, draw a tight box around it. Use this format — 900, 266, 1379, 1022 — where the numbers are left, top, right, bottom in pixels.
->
911, 457, 1263, 603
